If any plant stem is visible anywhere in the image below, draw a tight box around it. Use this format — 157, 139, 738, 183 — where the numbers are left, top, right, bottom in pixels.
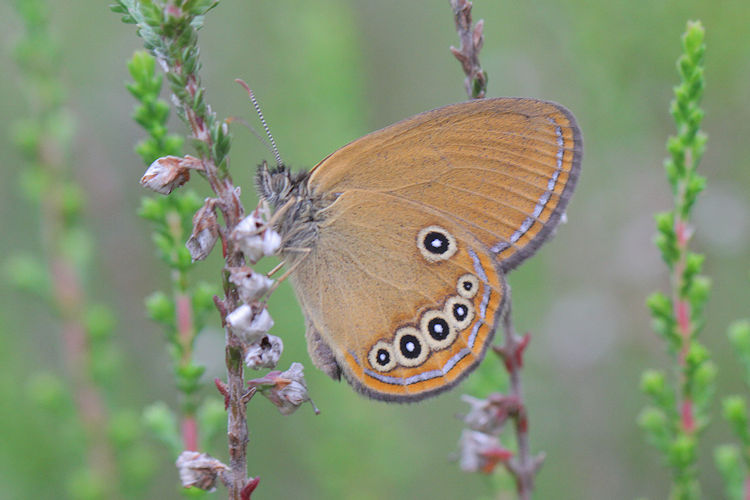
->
154, 7, 250, 496
495, 301, 539, 500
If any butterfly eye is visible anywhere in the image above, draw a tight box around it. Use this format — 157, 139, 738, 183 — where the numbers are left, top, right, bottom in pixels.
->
420, 310, 458, 351
417, 226, 457, 263
393, 327, 429, 367
368, 341, 397, 372
456, 274, 479, 299
444, 296, 474, 331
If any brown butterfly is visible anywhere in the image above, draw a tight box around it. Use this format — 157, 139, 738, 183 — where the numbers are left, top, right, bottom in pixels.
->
257, 97, 582, 402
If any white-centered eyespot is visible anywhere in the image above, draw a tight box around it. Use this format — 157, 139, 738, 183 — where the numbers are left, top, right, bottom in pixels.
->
368, 341, 397, 372
444, 296, 474, 331
393, 327, 429, 367
417, 226, 457, 263
420, 309, 458, 351
456, 273, 479, 299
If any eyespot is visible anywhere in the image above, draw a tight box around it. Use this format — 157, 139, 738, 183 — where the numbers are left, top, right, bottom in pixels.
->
417, 226, 457, 263
393, 327, 429, 367
368, 341, 397, 372
444, 296, 474, 331
420, 310, 458, 351
456, 273, 479, 299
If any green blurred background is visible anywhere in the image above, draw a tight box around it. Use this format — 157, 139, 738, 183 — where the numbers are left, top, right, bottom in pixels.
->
1, 1, 749, 498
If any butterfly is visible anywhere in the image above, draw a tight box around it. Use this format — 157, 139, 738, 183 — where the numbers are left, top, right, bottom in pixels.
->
257, 97, 582, 402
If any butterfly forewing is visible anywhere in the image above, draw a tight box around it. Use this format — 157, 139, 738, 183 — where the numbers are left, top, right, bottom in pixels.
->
309, 98, 582, 271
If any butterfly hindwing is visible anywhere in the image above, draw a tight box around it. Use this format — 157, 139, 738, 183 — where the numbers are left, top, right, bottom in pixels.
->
289, 192, 506, 401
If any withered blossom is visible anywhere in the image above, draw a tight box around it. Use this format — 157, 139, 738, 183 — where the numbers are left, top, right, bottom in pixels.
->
186, 199, 219, 261
244, 334, 283, 370
226, 304, 274, 344
140, 155, 203, 195
175, 451, 227, 491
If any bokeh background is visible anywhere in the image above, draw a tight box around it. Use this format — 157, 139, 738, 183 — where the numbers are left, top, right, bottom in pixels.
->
1, 1, 749, 499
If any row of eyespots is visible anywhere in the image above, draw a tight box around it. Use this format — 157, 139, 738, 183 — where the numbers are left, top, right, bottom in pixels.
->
368, 273, 480, 372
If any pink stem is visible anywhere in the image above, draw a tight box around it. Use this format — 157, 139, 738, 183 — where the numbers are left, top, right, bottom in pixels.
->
181, 416, 198, 452
495, 303, 537, 500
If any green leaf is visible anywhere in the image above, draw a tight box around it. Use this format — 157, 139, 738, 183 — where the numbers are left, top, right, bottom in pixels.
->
4, 253, 51, 297
146, 291, 175, 325
109, 409, 143, 449
138, 196, 167, 222
85, 304, 116, 342
683, 21, 705, 56
714, 445, 744, 500
143, 401, 181, 458
638, 407, 671, 453
722, 396, 750, 446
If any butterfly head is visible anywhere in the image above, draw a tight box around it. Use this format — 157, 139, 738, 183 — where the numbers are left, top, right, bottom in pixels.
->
255, 161, 325, 255
256, 162, 305, 210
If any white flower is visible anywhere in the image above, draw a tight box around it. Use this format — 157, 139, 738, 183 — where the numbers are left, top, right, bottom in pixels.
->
262, 228, 281, 256
226, 304, 274, 344
231, 213, 281, 264
244, 334, 283, 369
228, 267, 274, 304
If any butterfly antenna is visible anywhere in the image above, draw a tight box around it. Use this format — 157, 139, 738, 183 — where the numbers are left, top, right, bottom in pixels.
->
236, 79, 283, 167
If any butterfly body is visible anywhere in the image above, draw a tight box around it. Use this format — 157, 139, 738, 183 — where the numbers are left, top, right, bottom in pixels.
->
257, 98, 582, 402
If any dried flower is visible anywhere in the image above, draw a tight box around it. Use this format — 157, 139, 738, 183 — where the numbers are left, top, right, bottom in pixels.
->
231, 211, 281, 264
226, 304, 274, 344
228, 267, 274, 304
244, 335, 283, 369
175, 451, 227, 491
186, 199, 219, 261
457, 429, 512, 474
460, 394, 509, 435
140, 155, 203, 194
249, 362, 318, 415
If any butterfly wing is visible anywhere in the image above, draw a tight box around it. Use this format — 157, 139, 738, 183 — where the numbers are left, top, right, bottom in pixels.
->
291, 97, 582, 401
290, 191, 507, 401
308, 97, 582, 271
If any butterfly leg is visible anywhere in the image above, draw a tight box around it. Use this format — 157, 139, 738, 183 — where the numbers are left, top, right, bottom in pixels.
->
305, 320, 342, 381
262, 248, 311, 300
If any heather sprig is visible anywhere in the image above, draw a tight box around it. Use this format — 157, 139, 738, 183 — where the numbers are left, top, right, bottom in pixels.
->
126, 49, 223, 466
639, 20, 715, 500
715, 320, 750, 499
8, 0, 154, 497
114, 2, 315, 497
